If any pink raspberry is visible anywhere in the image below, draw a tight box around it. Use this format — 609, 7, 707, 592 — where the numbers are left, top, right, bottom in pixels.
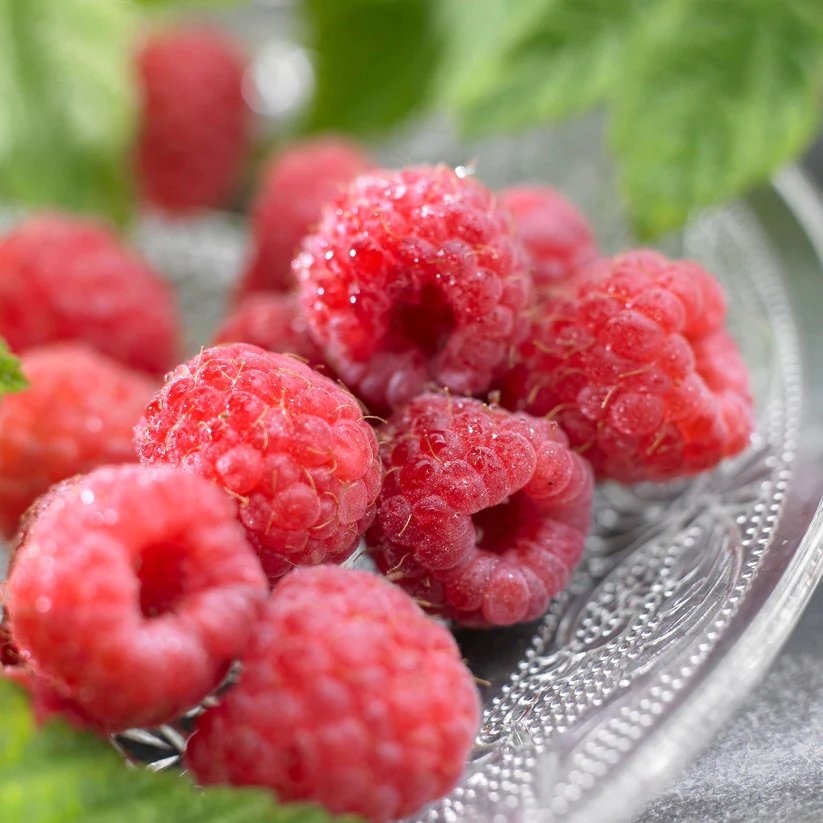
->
186, 566, 481, 822
0, 343, 156, 537
498, 185, 598, 295
2, 665, 104, 732
366, 394, 593, 627
1, 619, 19, 667
2, 464, 268, 732
501, 250, 754, 483
136, 26, 250, 213
239, 136, 373, 295
294, 165, 534, 412
692, 329, 754, 457
0, 214, 181, 374
213, 292, 332, 375
135, 343, 382, 582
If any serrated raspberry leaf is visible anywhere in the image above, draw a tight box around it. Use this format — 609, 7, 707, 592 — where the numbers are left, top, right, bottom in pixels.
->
0, 0, 137, 224
610, 0, 823, 239
441, 0, 657, 136
0, 340, 27, 395
0, 678, 363, 823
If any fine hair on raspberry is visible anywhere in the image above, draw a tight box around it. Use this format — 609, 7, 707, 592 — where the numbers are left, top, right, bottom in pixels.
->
367, 393, 594, 626
239, 136, 373, 295
498, 185, 598, 295
135, 343, 382, 582
186, 565, 481, 822
294, 164, 534, 412
213, 291, 332, 376
501, 250, 754, 483
3, 464, 268, 732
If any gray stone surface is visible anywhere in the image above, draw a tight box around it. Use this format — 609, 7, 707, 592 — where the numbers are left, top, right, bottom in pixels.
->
635, 622, 823, 822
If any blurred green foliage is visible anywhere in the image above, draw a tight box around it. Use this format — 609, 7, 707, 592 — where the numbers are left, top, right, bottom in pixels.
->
307, 0, 823, 238
0, 0, 137, 224
303, 0, 442, 135
0, 0, 822, 237
0, 339, 26, 395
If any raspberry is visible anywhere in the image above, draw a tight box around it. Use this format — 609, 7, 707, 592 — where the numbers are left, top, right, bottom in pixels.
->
186, 566, 481, 822
135, 343, 382, 582
501, 251, 753, 483
294, 165, 534, 412
1, 619, 19, 667
366, 394, 593, 627
239, 137, 373, 295
136, 26, 250, 213
0, 343, 156, 537
2, 666, 102, 732
498, 185, 598, 294
692, 329, 754, 457
213, 292, 332, 375
2, 464, 268, 732
0, 215, 181, 374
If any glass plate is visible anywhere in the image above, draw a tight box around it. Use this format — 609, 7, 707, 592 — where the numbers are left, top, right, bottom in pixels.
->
122, 120, 823, 823
3, 128, 823, 822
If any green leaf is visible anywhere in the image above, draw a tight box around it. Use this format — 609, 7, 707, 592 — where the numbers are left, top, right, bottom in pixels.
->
0, 0, 138, 224
302, 0, 442, 135
443, 0, 658, 136
432, 0, 514, 110
133, 0, 248, 7
0, 678, 361, 823
611, 0, 823, 238
0, 340, 27, 395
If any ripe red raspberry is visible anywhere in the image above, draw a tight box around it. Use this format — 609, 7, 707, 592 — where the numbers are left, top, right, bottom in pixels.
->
366, 394, 593, 627
501, 250, 754, 483
2, 665, 103, 732
239, 137, 373, 295
498, 185, 598, 295
0, 343, 156, 537
692, 329, 754, 457
186, 566, 481, 822
294, 165, 534, 412
1, 619, 19, 667
213, 292, 331, 375
136, 26, 250, 213
0, 214, 181, 374
135, 343, 382, 582
3, 464, 268, 732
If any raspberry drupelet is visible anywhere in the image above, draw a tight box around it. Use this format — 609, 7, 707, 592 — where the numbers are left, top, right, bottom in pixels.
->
186, 565, 481, 823
239, 136, 373, 295
366, 393, 593, 627
501, 250, 754, 483
135, 343, 382, 583
0, 343, 157, 537
135, 26, 250, 213
2, 464, 268, 732
213, 291, 332, 375
0, 215, 181, 374
498, 185, 599, 295
294, 165, 534, 412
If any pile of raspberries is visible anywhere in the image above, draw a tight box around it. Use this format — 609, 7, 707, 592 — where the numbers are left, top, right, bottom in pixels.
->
0, 26, 753, 823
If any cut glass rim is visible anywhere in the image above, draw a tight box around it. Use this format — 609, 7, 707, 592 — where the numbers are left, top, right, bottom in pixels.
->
566, 165, 823, 823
